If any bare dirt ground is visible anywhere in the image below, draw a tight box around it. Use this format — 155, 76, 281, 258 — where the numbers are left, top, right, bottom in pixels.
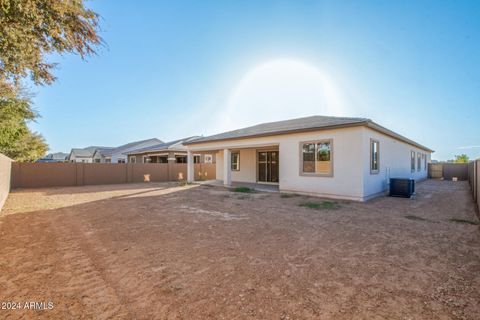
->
0, 180, 479, 319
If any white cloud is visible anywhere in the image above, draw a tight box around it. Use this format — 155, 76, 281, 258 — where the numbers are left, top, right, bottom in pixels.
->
457, 146, 480, 150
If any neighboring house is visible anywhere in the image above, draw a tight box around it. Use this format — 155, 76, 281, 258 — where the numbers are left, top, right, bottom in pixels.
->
68, 146, 112, 163
184, 115, 433, 201
126, 136, 214, 164
37, 152, 69, 163
92, 138, 162, 163
91, 147, 118, 163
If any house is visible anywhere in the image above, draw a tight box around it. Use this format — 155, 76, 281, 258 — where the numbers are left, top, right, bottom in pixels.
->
37, 152, 69, 163
92, 138, 162, 163
183, 115, 433, 201
125, 136, 214, 164
68, 146, 112, 163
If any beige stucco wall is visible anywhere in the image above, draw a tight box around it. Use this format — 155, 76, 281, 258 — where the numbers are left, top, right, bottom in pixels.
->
362, 127, 431, 199
0, 153, 12, 212
216, 148, 258, 183
190, 127, 366, 201
189, 126, 433, 201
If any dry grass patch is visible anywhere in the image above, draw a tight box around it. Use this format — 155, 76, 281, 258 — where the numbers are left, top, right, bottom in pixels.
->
299, 200, 340, 210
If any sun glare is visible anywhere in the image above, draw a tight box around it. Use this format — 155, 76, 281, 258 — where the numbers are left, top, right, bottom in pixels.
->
220, 59, 347, 130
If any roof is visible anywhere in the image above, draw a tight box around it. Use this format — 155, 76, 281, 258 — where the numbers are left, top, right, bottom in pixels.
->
186, 116, 367, 144
70, 139, 162, 159
184, 115, 433, 152
70, 148, 96, 158
37, 152, 69, 163
69, 145, 113, 158
98, 138, 163, 157
125, 136, 200, 155
45, 152, 69, 160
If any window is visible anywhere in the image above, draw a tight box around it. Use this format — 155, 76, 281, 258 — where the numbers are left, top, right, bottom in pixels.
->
159, 156, 168, 163
175, 155, 187, 163
411, 151, 415, 172
301, 140, 332, 176
370, 139, 380, 174
423, 154, 427, 171
94, 159, 101, 163
417, 153, 421, 171
105, 158, 111, 163
118, 158, 126, 163
194, 155, 201, 164
231, 152, 240, 171
129, 156, 136, 163
204, 154, 213, 164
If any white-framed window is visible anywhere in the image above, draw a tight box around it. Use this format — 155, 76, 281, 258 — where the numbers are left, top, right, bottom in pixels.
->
423, 154, 427, 171
105, 158, 111, 163
194, 155, 201, 164
231, 152, 240, 171
417, 153, 421, 172
370, 139, 380, 174
411, 151, 415, 172
204, 154, 213, 164
300, 140, 333, 176
129, 156, 136, 163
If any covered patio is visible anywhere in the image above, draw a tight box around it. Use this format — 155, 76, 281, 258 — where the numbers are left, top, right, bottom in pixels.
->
186, 144, 279, 187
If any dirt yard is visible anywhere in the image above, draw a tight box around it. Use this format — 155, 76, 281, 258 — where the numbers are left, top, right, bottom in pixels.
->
0, 180, 479, 319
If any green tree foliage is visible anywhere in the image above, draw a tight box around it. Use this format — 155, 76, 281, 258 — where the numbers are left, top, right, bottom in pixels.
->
0, 0, 102, 161
454, 154, 469, 163
0, 83, 47, 161
0, 0, 102, 85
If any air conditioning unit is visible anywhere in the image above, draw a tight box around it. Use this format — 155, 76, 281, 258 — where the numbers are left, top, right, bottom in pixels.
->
389, 178, 415, 198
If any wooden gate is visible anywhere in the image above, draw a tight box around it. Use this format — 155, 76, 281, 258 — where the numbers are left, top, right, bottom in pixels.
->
428, 164, 443, 178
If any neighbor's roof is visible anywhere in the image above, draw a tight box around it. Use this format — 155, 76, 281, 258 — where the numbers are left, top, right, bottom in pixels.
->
45, 152, 69, 160
100, 138, 163, 156
70, 148, 96, 158
125, 136, 200, 155
70, 146, 113, 158
184, 115, 433, 152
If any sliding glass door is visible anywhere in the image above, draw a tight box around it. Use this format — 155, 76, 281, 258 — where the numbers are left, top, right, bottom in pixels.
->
258, 151, 279, 183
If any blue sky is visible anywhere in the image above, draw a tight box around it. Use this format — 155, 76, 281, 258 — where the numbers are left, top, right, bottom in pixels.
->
29, 0, 480, 160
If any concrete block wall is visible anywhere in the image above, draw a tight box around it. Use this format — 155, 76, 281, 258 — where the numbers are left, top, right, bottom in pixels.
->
0, 153, 13, 212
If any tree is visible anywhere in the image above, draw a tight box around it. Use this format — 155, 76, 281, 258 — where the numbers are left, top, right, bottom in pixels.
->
0, 0, 102, 161
454, 154, 469, 163
0, 0, 102, 85
0, 84, 47, 161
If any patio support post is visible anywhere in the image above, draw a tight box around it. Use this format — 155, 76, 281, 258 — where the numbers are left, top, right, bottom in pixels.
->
187, 150, 194, 183
223, 148, 232, 186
